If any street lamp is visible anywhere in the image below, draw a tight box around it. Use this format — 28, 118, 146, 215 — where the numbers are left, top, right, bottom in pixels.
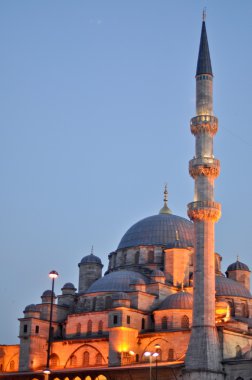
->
154, 344, 160, 380
44, 270, 59, 375
144, 351, 159, 380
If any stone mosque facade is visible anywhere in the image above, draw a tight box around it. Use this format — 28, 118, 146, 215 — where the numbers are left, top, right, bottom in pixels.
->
1, 19, 252, 380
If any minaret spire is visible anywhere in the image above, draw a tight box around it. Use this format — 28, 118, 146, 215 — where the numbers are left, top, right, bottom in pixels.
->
159, 184, 172, 214
184, 17, 224, 380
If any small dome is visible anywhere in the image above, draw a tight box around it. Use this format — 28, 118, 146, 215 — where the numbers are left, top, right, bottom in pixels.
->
42, 290, 55, 297
24, 304, 37, 312
79, 253, 102, 266
86, 270, 148, 293
62, 282, 76, 290
159, 292, 193, 310
151, 269, 165, 277
112, 292, 130, 300
227, 260, 250, 272
216, 276, 251, 298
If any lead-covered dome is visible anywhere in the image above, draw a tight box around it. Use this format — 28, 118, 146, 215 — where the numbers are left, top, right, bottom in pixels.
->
216, 276, 252, 298
159, 292, 193, 310
79, 253, 102, 266
86, 270, 149, 293
227, 260, 250, 272
118, 213, 193, 250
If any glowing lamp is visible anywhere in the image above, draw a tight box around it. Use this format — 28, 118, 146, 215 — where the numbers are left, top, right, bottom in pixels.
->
144, 351, 151, 357
49, 270, 59, 279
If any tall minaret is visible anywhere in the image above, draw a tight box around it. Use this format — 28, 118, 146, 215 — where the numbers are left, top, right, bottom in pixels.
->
184, 15, 224, 380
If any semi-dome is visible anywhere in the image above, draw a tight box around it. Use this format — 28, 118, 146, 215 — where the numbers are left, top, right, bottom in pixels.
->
62, 282, 76, 289
86, 270, 148, 293
118, 213, 193, 250
24, 304, 37, 312
79, 253, 102, 266
159, 292, 193, 310
151, 269, 165, 277
41, 290, 55, 297
226, 260, 250, 272
216, 276, 252, 298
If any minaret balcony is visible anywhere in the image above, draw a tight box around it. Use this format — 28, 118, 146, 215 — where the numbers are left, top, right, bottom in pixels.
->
190, 115, 218, 136
189, 158, 220, 179
187, 201, 221, 222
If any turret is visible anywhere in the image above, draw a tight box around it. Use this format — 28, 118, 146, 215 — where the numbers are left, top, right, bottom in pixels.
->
226, 257, 250, 291
78, 248, 103, 293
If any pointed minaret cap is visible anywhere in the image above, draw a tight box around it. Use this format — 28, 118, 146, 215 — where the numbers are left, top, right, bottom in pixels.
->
159, 185, 172, 214
196, 11, 213, 76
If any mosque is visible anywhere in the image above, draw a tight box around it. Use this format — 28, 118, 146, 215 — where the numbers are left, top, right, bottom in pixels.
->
1, 18, 252, 380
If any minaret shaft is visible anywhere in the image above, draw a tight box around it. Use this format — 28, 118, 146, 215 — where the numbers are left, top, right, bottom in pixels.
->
184, 20, 224, 380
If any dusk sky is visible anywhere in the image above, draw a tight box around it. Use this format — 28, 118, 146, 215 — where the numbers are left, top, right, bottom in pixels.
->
1, 1, 252, 344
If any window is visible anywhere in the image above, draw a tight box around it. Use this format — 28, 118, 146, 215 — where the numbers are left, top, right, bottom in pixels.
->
156, 348, 162, 361
76, 323, 81, 336
35, 325, 39, 334
9, 360, 15, 371
23, 324, 28, 333
87, 320, 92, 336
105, 296, 112, 309
168, 348, 174, 361
181, 315, 189, 329
83, 351, 89, 366
70, 355, 77, 367
161, 316, 168, 330
113, 315, 118, 325
141, 318, 145, 330
95, 353, 102, 365
236, 345, 242, 358
135, 251, 140, 264
136, 354, 139, 362
50, 353, 59, 368
148, 250, 154, 263
98, 320, 103, 334
127, 315, 130, 324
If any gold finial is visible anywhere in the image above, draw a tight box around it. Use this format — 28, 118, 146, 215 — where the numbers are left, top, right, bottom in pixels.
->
202, 7, 206, 21
175, 230, 179, 241
159, 184, 172, 214
237, 255, 240, 262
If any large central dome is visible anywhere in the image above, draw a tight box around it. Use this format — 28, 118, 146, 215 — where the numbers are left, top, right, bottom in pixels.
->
118, 213, 194, 250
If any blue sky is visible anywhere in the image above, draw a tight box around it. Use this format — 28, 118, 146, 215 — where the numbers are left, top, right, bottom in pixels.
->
1, 1, 252, 344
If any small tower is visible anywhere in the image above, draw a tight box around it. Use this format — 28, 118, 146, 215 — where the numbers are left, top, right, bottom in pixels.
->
78, 247, 103, 293
226, 257, 250, 291
184, 14, 224, 380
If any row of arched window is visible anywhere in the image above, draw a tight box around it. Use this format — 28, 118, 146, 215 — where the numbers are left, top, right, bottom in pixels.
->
161, 315, 189, 329
50, 352, 103, 368
76, 320, 104, 336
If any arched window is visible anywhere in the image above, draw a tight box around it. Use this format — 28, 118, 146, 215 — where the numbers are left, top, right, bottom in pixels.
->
236, 345, 242, 358
181, 315, 189, 329
84, 377, 92, 380
95, 353, 103, 365
105, 296, 112, 309
167, 316, 173, 328
83, 351, 89, 366
87, 320, 92, 336
135, 251, 140, 264
70, 355, 77, 367
156, 348, 162, 361
50, 353, 59, 368
148, 250, 154, 263
94, 376, 107, 380
9, 360, 15, 371
168, 348, 174, 361
93, 297, 97, 310
141, 318, 145, 330
228, 300, 235, 317
161, 316, 168, 330
98, 320, 103, 334
76, 323, 81, 336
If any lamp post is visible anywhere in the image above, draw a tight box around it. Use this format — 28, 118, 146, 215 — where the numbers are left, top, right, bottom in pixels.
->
144, 351, 159, 380
154, 344, 160, 380
44, 270, 59, 375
